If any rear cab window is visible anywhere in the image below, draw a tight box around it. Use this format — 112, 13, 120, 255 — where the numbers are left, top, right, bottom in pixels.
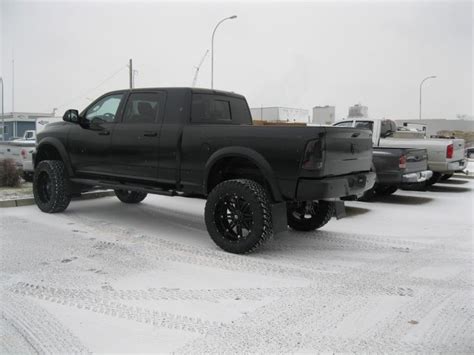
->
191, 94, 252, 124
333, 121, 353, 127
354, 121, 374, 132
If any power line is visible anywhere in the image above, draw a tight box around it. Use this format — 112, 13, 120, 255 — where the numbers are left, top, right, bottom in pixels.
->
53, 65, 128, 112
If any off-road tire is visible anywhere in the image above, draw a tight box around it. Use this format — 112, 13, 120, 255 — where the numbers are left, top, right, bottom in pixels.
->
205, 179, 273, 254
33, 160, 71, 213
114, 190, 148, 204
287, 200, 334, 231
375, 184, 398, 196
440, 173, 454, 181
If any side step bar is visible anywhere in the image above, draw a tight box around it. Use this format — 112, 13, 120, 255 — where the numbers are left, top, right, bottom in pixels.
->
70, 178, 177, 197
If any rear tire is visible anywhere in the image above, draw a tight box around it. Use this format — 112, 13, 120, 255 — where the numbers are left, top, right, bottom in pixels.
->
375, 184, 398, 196
358, 188, 376, 202
426, 172, 442, 186
114, 190, 147, 204
205, 179, 273, 254
440, 173, 453, 181
33, 160, 71, 213
287, 200, 334, 231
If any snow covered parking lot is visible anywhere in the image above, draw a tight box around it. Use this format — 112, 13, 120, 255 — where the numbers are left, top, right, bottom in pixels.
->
1, 176, 473, 353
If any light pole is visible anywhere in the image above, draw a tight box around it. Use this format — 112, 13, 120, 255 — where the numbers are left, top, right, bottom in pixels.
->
419, 75, 436, 120
211, 15, 237, 89
0, 77, 4, 141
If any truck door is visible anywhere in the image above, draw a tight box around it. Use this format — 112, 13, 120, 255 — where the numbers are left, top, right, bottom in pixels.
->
109, 91, 165, 180
68, 93, 124, 176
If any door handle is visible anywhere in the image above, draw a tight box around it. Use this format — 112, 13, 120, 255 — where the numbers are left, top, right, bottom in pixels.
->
98, 130, 110, 136
143, 131, 158, 137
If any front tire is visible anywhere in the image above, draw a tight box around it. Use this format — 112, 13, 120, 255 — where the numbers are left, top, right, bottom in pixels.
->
205, 179, 273, 254
114, 190, 147, 204
287, 200, 334, 231
33, 160, 71, 213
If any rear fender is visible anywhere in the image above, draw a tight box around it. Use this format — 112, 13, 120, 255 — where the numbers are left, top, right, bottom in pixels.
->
204, 146, 283, 202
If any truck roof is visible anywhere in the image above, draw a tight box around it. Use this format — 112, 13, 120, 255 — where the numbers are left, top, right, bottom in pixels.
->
104, 87, 246, 100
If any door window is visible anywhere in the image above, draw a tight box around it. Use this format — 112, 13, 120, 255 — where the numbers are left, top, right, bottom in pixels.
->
122, 93, 162, 124
85, 94, 123, 124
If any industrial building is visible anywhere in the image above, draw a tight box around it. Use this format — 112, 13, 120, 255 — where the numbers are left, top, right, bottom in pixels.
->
250, 107, 309, 123
348, 104, 368, 118
312, 106, 335, 125
0, 112, 54, 140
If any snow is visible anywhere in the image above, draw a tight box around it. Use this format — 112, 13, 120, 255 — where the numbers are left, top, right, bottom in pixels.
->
0, 176, 473, 353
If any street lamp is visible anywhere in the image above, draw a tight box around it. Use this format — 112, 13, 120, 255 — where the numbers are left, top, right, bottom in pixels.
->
211, 15, 237, 89
0, 77, 4, 141
419, 75, 437, 120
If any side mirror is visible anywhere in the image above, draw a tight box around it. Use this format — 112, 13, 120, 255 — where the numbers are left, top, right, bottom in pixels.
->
63, 109, 80, 124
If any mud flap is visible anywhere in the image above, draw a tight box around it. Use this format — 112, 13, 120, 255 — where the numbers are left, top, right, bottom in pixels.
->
332, 200, 346, 219
271, 202, 288, 234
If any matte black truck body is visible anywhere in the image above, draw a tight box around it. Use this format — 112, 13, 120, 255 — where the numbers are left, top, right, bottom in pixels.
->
34, 87, 376, 253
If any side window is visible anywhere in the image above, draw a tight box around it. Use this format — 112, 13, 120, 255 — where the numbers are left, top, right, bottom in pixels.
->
354, 121, 374, 131
122, 92, 161, 124
213, 100, 231, 121
229, 97, 252, 124
191, 94, 233, 123
333, 121, 353, 127
85, 94, 123, 123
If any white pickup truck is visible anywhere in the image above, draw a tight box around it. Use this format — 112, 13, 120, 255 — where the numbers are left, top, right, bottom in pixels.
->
333, 118, 466, 185
0, 130, 37, 181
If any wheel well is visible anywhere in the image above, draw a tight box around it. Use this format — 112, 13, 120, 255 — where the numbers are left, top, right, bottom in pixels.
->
35, 144, 63, 166
206, 157, 275, 200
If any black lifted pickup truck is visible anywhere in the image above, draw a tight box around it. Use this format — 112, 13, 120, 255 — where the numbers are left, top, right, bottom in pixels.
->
33, 88, 375, 253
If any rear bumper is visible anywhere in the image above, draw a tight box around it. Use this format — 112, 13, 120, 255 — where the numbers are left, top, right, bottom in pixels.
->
296, 172, 376, 201
402, 170, 433, 184
448, 159, 466, 172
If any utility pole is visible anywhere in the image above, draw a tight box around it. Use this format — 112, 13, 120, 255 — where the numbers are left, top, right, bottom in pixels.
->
12, 57, 15, 113
129, 59, 133, 89
0, 77, 4, 141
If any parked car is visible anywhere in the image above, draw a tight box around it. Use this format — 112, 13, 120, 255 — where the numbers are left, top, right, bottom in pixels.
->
466, 147, 474, 159
33, 87, 376, 253
0, 130, 36, 170
334, 119, 466, 185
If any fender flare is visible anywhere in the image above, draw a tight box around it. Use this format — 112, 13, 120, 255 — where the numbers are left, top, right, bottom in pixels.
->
35, 137, 74, 176
204, 146, 283, 202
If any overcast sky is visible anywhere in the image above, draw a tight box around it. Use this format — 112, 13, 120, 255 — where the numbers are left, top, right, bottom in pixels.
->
1, 0, 472, 119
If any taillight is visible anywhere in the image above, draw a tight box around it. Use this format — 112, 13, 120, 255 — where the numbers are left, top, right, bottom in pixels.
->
446, 144, 454, 159
302, 139, 323, 170
399, 154, 407, 169
21, 149, 27, 159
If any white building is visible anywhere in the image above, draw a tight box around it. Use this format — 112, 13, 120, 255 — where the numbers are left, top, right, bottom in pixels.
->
312, 106, 335, 125
348, 104, 368, 118
250, 107, 309, 123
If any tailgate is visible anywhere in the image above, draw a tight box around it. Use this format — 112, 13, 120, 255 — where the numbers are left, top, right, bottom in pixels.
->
321, 127, 373, 176
404, 148, 428, 173
450, 139, 465, 162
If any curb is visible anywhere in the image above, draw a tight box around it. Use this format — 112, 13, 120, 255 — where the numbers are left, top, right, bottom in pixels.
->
0, 190, 115, 208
